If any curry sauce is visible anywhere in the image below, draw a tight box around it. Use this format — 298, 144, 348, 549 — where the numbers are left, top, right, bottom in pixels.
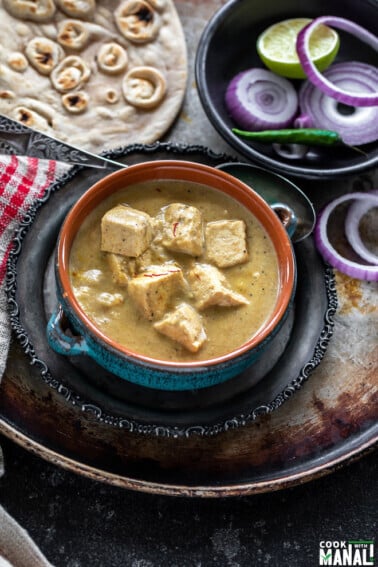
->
69, 180, 279, 362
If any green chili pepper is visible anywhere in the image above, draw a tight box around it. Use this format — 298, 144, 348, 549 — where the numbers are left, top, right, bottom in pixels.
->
232, 128, 342, 146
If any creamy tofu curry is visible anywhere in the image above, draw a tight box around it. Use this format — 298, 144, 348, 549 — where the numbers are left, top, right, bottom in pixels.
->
69, 180, 280, 362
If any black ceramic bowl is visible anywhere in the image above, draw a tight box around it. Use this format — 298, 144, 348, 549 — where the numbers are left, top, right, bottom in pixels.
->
195, 0, 378, 179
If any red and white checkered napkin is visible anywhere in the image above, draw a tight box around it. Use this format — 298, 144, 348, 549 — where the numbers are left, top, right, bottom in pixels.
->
0, 155, 69, 381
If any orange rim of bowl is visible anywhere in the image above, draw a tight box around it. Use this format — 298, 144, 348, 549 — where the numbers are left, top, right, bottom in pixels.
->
58, 160, 296, 369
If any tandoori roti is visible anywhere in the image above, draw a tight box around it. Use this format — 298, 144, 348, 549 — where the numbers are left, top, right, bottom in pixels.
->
0, 0, 187, 151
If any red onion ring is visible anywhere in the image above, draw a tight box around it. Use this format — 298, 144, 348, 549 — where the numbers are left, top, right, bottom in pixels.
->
294, 114, 313, 129
296, 16, 378, 107
296, 62, 378, 145
225, 68, 298, 130
345, 190, 378, 265
315, 192, 378, 281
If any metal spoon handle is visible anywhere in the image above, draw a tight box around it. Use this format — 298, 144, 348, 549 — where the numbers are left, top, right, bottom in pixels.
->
0, 114, 126, 170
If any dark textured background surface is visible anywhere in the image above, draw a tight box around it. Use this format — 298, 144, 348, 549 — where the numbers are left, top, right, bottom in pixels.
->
1, 435, 376, 567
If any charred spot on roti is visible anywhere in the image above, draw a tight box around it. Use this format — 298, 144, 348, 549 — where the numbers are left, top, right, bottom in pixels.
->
135, 6, 152, 22
3, 0, 56, 22
50, 55, 91, 92
97, 43, 128, 75
0, 90, 16, 99
57, 20, 90, 50
55, 0, 95, 19
114, 0, 160, 44
25, 36, 63, 75
62, 90, 89, 113
13, 106, 51, 129
104, 88, 120, 104
122, 66, 166, 109
6, 52, 28, 72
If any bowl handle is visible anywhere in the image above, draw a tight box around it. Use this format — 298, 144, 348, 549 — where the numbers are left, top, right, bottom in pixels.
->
215, 163, 305, 241
47, 305, 89, 356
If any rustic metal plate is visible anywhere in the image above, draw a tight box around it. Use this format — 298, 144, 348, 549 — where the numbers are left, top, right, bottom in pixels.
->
0, 0, 377, 494
0, 144, 376, 495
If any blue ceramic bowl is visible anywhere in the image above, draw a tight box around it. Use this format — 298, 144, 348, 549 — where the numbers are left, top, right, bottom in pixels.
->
47, 160, 296, 391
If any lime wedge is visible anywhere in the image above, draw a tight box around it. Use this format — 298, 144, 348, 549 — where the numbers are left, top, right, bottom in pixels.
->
256, 18, 340, 79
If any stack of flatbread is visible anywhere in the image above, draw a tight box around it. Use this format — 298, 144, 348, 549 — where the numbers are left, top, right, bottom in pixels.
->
0, 0, 187, 152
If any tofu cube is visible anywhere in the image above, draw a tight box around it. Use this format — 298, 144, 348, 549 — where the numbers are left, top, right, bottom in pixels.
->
205, 220, 248, 268
127, 263, 185, 320
156, 203, 204, 256
107, 253, 132, 286
135, 243, 170, 272
154, 303, 207, 353
187, 263, 249, 310
101, 205, 153, 257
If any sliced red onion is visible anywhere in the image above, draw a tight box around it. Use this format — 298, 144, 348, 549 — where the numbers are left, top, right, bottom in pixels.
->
315, 192, 378, 281
294, 114, 313, 129
296, 62, 378, 145
345, 190, 378, 265
296, 16, 378, 107
225, 68, 298, 131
